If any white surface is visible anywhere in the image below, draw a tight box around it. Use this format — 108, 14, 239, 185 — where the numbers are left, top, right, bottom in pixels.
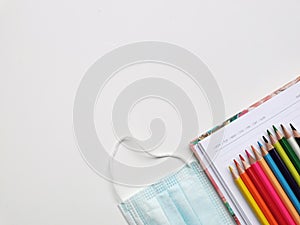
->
0, 0, 300, 224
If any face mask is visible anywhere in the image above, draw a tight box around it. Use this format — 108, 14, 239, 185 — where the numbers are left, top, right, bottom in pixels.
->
118, 161, 235, 225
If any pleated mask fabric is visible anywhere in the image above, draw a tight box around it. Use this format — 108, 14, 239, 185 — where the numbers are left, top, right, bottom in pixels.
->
119, 161, 235, 225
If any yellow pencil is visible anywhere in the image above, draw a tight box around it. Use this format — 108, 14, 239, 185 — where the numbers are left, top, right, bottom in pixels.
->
252, 146, 300, 225
229, 166, 270, 225
268, 130, 300, 186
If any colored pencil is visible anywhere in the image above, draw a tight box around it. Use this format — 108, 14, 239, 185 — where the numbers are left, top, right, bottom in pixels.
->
263, 136, 300, 200
240, 155, 287, 225
282, 124, 300, 160
290, 123, 300, 158
252, 145, 300, 222
241, 153, 296, 225
258, 141, 300, 213
229, 166, 270, 225
246, 150, 298, 225
273, 125, 300, 173
234, 160, 278, 225
267, 130, 300, 186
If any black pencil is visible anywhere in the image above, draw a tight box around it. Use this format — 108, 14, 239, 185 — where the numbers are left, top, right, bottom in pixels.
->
263, 136, 300, 200
273, 125, 300, 173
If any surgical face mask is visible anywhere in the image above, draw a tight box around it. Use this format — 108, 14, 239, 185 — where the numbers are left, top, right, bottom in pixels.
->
118, 161, 235, 225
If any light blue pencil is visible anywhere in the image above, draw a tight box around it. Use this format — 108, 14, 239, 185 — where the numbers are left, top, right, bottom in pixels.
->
258, 141, 300, 213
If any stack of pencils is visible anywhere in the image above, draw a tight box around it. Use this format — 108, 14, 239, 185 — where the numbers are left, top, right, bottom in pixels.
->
229, 124, 300, 225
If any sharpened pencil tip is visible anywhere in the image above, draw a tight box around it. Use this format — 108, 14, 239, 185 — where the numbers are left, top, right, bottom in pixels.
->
267, 129, 272, 135
257, 141, 262, 148
245, 150, 251, 158
272, 125, 278, 132
246, 149, 256, 164
290, 123, 296, 131
233, 159, 239, 166
239, 154, 245, 161
262, 136, 268, 143
229, 166, 238, 179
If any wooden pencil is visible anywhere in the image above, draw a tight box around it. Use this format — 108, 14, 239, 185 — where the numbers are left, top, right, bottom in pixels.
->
290, 123, 300, 159
282, 124, 300, 160
267, 130, 300, 186
246, 150, 296, 225
263, 136, 300, 200
240, 155, 289, 225
258, 141, 300, 213
273, 125, 300, 173
252, 145, 300, 223
229, 166, 270, 225
234, 159, 278, 225
244, 151, 296, 225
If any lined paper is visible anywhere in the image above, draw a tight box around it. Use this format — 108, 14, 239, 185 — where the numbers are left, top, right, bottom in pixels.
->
193, 81, 300, 225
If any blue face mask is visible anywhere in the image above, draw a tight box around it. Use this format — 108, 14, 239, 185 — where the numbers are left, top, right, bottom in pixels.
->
119, 161, 235, 225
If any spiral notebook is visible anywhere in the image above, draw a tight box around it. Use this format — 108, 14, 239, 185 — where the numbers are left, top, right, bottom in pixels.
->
190, 76, 300, 225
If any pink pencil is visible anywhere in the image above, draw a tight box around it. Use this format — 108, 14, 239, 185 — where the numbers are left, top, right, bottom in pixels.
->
245, 150, 296, 225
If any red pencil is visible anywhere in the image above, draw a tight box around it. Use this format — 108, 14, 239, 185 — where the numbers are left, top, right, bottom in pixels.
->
240, 153, 296, 225
234, 160, 278, 225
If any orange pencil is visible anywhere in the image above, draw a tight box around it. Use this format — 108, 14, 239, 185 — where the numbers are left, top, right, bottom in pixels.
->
245, 151, 296, 225
234, 160, 278, 225
251, 146, 300, 225
229, 166, 270, 225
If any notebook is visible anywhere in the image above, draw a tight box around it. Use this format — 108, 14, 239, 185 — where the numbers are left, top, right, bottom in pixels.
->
190, 76, 300, 225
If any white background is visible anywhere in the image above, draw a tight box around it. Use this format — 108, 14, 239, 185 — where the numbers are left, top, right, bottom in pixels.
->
0, 0, 300, 224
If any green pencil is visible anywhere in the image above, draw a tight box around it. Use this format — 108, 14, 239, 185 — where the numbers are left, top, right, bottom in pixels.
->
273, 125, 300, 173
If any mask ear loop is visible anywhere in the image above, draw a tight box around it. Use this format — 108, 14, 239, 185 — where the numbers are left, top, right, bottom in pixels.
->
109, 136, 190, 203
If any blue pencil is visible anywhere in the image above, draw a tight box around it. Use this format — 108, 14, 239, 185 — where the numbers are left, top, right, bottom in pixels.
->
262, 136, 300, 200
258, 141, 300, 213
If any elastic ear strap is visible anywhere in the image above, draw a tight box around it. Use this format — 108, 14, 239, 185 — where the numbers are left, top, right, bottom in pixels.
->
109, 136, 190, 203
